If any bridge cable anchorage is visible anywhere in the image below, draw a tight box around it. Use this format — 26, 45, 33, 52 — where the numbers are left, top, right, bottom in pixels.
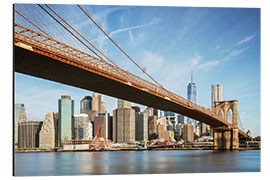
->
37, 4, 107, 63
77, 4, 186, 105
14, 9, 53, 39
44, 4, 120, 68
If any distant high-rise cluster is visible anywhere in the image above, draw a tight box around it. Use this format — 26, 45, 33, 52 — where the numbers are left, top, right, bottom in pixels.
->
14, 80, 221, 150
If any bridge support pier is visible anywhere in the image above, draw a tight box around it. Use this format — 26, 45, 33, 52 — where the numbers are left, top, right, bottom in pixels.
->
213, 128, 239, 150
232, 128, 239, 150
213, 100, 239, 150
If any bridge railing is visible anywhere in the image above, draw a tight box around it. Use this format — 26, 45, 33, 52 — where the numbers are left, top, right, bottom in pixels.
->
14, 23, 224, 124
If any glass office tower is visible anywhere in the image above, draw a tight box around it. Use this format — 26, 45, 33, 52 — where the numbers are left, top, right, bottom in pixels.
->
58, 95, 74, 147
187, 72, 197, 130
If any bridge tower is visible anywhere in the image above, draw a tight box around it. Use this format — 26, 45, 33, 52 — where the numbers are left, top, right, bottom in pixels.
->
213, 100, 239, 150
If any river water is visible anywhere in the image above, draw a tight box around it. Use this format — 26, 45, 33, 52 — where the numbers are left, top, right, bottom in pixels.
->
14, 150, 260, 176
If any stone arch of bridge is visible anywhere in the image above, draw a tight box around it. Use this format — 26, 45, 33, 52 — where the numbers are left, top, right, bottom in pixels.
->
213, 100, 238, 128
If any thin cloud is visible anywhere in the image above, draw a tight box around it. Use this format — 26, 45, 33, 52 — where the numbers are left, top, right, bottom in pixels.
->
223, 46, 249, 61
214, 44, 221, 50
197, 60, 219, 72
93, 6, 127, 22
92, 18, 160, 49
189, 53, 219, 72
109, 18, 160, 37
195, 46, 249, 72
235, 32, 257, 46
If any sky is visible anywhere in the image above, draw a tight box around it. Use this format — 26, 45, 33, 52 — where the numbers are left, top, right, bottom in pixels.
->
14, 4, 260, 137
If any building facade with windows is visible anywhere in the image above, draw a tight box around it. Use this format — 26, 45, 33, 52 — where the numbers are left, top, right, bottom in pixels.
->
58, 95, 74, 147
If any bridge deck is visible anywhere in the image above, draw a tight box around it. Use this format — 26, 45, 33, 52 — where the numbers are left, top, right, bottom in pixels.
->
14, 44, 228, 128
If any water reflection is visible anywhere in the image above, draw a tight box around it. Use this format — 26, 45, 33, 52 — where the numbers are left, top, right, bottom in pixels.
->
14, 150, 260, 176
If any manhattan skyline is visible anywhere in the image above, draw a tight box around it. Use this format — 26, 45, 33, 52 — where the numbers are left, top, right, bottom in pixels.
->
14, 5, 260, 137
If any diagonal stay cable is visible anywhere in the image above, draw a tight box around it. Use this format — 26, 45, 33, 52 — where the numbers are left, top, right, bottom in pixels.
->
38, 4, 106, 62
77, 4, 190, 105
45, 4, 120, 68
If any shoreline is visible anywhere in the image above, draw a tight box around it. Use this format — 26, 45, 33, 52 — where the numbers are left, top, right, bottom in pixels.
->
14, 147, 260, 153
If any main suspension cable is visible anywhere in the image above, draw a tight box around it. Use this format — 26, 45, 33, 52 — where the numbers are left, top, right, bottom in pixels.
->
14, 9, 53, 39
38, 4, 106, 62
77, 5, 163, 85
45, 4, 119, 67
77, 4, 186, 102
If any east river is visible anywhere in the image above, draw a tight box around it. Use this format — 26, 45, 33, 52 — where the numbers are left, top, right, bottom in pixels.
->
14, 150, 260, 176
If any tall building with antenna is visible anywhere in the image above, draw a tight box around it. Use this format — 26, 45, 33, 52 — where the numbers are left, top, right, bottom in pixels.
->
187, 71, 197, 130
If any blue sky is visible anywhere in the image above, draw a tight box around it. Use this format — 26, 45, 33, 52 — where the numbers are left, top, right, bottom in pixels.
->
14, 4, 260, 137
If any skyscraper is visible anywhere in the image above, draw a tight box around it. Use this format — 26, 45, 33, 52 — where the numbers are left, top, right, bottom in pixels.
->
153, 108, 161, 118
211, 84, 223, 109
100, 100, 106, 114
39, 112, 56, 150
135, 111, 148, 142
98, 95, 106, 114
91, 92, 106, 114
177, 114, 185, 124
72, 114, 90, 140
148, 115, 158, 140
187, 71, 197, 129
166, 121, 174, 131
117, 98, 131, 109
183, 123, 194, 142
14, 104, 25, 147
58, 95, 74, 147
80, 96, 92, 114
132, 106, 140, 113
175, 123, 184, 140
113, 99, 135, 143
157, 116, 167, 127
145, 107, 154, 116
18, 120, 43, 149
92, 92, 99, 112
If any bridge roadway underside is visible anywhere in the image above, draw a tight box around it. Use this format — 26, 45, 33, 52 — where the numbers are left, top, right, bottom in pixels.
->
15, 45, 228, 128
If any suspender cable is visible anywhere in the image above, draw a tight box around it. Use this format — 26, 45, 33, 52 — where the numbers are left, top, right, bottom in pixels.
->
238, 111, 245, 132
14, 9, 53, 39
45, 4, 119, 68
38, 4, 106, 62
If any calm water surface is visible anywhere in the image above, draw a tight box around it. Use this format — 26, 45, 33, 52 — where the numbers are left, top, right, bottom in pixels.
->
14, 150, 260, 176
